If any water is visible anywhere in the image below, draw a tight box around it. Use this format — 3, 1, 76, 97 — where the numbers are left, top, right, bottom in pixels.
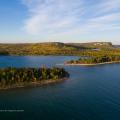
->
0, 56, 120, 120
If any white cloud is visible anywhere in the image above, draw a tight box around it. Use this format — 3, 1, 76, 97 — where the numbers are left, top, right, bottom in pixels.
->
22, 0, 120, 38
22, 0, 84, 35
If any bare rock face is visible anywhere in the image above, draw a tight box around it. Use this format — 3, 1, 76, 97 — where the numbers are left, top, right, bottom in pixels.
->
92, 42, 112, 46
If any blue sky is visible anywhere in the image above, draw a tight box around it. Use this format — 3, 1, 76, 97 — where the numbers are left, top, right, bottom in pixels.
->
0, 0, 120, 44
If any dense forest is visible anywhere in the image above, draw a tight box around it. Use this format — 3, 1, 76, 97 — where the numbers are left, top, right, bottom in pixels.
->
0, 50, 9, 55
0, 67, 69, 89
0, 42, 120, 56
65, 55, 120, 64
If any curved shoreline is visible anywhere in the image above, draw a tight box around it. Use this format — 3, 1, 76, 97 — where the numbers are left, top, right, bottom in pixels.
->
64, 61, 120, 66
0, 77, 68, 90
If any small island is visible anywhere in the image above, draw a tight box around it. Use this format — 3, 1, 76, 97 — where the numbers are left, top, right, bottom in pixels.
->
0, 67, 69, 90
65, 55, 120, 66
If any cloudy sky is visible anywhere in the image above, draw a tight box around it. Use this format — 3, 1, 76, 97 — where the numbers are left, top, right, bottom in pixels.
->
0, 0, 120, 44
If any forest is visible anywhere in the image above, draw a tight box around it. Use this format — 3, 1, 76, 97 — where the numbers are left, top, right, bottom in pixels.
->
0, 42, 120, 56
0, 67, 69, 89
65, 55, 120, 64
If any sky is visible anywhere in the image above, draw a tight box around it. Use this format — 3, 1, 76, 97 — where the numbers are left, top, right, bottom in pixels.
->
0, 0, 120, 44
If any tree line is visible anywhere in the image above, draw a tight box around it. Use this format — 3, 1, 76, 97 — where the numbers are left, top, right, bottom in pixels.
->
66, 55, 120, 64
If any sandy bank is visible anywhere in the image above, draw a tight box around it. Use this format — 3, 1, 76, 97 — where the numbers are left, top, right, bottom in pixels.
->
64, 61, 120, 66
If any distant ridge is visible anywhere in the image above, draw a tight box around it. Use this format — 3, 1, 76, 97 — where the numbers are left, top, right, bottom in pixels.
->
66, 42, 113, 49
0, 42, 118, 56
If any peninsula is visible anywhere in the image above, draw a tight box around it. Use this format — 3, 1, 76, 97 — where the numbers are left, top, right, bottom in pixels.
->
65, 55, 120, 66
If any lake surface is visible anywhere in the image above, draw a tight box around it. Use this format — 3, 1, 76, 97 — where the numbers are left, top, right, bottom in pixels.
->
0, 56, 120, 120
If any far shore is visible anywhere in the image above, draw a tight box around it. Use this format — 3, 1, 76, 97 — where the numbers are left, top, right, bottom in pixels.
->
0, 77, 68, 90
64, 61, 120, 66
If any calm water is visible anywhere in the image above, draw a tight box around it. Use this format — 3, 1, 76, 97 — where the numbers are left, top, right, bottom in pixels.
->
0, 56, 120, 120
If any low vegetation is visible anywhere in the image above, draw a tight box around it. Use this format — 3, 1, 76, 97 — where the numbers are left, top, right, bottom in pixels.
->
0, 67, 69, 89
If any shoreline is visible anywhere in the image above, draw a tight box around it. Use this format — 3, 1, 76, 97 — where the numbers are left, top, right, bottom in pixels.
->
64, 61, 120, 66
0, 77, 68, 90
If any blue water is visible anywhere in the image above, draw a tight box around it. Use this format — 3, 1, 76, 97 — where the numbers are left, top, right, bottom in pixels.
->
0, 56, 120, 120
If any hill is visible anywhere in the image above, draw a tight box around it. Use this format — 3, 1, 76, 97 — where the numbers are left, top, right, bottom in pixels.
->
0, 42, 119, 56
66, 42, 114, 49
0, 42, 80, 55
